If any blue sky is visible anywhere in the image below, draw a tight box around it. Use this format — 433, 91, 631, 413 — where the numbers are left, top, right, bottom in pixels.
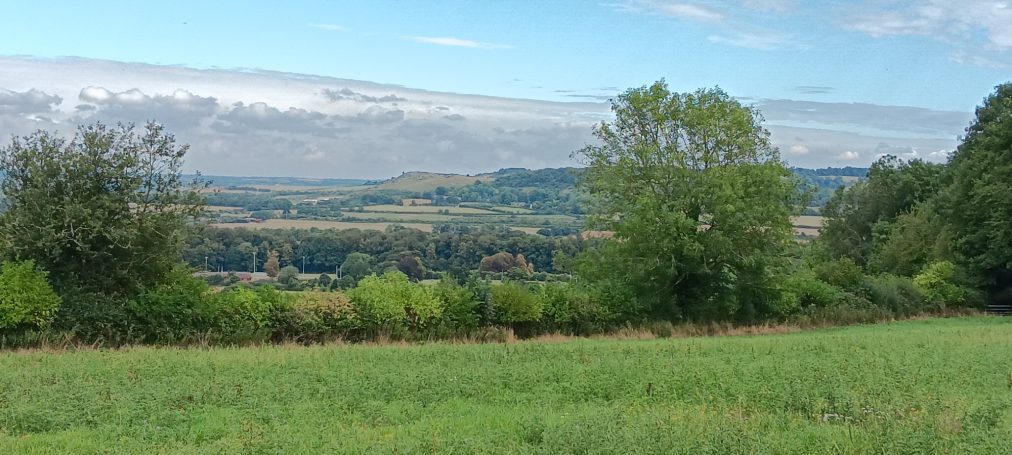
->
1, 1, 1010, 177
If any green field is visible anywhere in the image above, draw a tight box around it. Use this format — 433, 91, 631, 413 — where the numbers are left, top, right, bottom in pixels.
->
362, 204, 497, 215
1, 317, 1010, 453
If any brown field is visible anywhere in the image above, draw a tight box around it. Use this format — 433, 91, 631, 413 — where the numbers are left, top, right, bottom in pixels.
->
211, 219, 434, 232
400, 198, 433, 206
791, 215, 825, 227
794, 227, 821, 237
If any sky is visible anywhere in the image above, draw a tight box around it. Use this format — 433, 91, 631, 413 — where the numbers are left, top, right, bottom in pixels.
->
0, 0, 1009, 178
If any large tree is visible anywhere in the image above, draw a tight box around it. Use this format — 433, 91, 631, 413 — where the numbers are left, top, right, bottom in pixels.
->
943, 83, 1012, 296
0, 122, 205, 297
575, 81, 800, 321
820, 155, 944, 267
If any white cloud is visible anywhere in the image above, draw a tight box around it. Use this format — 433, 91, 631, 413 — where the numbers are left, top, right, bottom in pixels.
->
615, 1, 725, 22
707, 31, 799, 50
838, 150, 860, 160
788, 144, 810, 155
309, 23, 346, 32
658, 2, 725, 22
843, 0, 1012, 66
403, 36, 514, 50
741, 0, 798, 14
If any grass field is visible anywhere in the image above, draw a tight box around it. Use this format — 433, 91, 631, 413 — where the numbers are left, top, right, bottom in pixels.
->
362, 204, 497, 215
1, 317, 1009, 453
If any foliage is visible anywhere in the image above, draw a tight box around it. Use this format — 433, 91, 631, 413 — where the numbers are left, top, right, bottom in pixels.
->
277, 265, 300, 289
913, 261, 971, 308
340, 252, 374, 279
866, 203, 951, 276
127, 268, 213, 341
943, 83, 1012, 294
263, 250, 281, 277
348, 271, 442, 333
820, 155, 944, 266
273, 291, 358, 342
0, 122, 205, 297
860, 274, 928, 316
432, 278, 479, 331
575, 81, 800, 321
490, 282, 541, 324
208, 286, 293, 339
0, 261, 61, 330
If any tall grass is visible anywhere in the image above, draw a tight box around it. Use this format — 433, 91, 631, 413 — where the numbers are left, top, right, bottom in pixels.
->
0, 317, 1009, 453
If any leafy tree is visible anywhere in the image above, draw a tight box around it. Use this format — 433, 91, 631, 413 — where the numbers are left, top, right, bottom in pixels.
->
278, 266, 300, 289
490, 282, 541, 324
942, 83, 1012, 295
394, 254, 426, 281
575, 81, 800, 321
0, 261, 61, 330
263, 250, 281, 278
0, 122, 205, 297
341, 253, 373, 280
820, 155, 944, 266
317, 273, 332, 288
348, 271, 441, 332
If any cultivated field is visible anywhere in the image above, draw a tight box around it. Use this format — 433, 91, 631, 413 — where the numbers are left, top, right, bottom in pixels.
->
362, 204, 497, 215
1, 317, 1009, 453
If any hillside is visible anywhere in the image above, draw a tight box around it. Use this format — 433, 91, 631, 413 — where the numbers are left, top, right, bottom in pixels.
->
372, 171, 495, 192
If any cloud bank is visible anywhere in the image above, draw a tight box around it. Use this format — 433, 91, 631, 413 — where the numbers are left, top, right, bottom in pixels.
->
0, 56, 971, 177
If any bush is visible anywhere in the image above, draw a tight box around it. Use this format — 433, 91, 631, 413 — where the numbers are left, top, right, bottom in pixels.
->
0, 261, 61, 331
861, 274, 928, 315
537, 283, 610, 334
348, 271, 442, 334
274, 291, 358, 342
913, 261, 970, 308
278, 266, 301, 290
784, 272, 843, 308
128, 269, 213, 342
491, 282, 541, 324
813, 257, 864, 291
432, 278, 479, 332
208, 286, 293, 340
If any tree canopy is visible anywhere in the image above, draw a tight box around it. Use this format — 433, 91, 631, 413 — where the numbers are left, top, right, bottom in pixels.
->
575, 81, 801, 321
0, 122, 205, 297
944, 83, 1012, 293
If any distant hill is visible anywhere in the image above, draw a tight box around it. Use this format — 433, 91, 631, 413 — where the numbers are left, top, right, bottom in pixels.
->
371, 171, 495, 192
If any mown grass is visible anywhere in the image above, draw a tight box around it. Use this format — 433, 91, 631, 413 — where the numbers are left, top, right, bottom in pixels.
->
1, 317, 1010, 453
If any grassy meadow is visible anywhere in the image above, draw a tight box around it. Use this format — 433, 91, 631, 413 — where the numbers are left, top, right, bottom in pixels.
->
1, 317, 1010, 453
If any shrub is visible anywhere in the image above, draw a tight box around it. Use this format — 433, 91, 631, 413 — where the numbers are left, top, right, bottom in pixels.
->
278, 266, 301, 290
433, 278, 479, 331
491, 282, 541, 324
784, 272, 843, 308
813, 257, 864, 291
913, 261, 968, 308
348, 271, 442, 334
209, 286, 293, 339
861, 274, 928, 315
538, 283, 609, 334
128, 269, 213, 342
0, 261, 61, 330
274, 291, 358, 342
